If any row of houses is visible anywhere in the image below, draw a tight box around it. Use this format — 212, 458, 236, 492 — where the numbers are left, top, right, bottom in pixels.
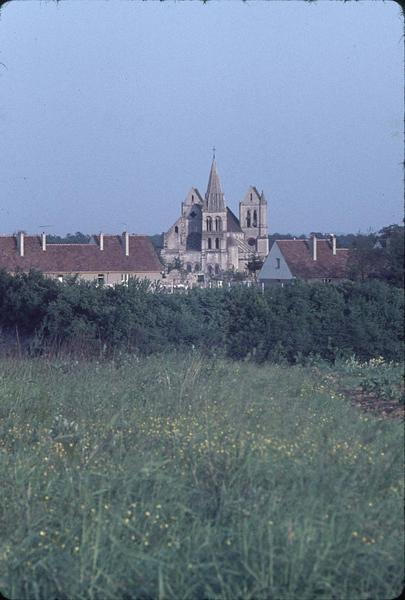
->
0, 232, 163, 284
0, 230, 349, 285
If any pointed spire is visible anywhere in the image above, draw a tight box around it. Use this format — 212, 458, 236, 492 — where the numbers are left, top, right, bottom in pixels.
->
205, 156, 225, 212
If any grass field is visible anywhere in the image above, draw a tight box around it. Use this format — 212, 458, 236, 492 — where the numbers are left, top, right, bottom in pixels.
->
0, 354, 403, 599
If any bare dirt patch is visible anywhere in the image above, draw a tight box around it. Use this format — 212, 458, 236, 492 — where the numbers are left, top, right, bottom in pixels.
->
341, 387, 404, 420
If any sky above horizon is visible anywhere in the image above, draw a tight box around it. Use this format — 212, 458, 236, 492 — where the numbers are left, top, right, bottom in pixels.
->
0, 0, 403, 236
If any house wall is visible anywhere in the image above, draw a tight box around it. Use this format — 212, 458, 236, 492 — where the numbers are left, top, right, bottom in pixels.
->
259, 243, 294, 282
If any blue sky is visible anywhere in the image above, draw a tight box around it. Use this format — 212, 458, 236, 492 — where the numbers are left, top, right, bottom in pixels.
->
0, 0, 403, 235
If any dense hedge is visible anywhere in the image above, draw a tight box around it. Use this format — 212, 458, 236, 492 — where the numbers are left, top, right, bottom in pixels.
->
0, 269, 403, 362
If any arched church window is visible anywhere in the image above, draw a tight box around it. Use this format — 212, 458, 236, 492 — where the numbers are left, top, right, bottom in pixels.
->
246, 210, 251, 228
253, 210, 257, 227
174, 226, 179, 234
207, 265, 213, 275
206, 217, 212, 232
186, 264, 192, 273
215, 264, 220, 275
208, 238, 212, 250
250, 193, 253, 202
215, 217, 222, 232
194, 263, 200, 272
215, 238, 220, 250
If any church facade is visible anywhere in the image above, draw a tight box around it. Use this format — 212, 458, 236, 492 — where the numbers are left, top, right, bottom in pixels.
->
161, 158, 269, 276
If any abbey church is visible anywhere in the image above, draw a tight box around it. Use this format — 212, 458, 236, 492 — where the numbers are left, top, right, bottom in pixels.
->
161, 158, 269, 275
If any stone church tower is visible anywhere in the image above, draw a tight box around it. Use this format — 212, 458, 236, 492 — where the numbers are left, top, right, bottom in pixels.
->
201, 159, 229, 274
161, 156, 269, 276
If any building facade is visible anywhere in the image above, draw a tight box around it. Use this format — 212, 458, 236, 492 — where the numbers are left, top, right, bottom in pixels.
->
161, 158, 269, 276
259, 236, 349, 285
0, 232, 162, 284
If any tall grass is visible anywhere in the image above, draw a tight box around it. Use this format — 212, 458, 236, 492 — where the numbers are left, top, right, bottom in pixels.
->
0, 354, 403, 599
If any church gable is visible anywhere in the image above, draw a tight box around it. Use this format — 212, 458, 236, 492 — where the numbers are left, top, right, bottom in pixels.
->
240, 186, 261, 205
182, 188, 204, 212
164, 216, 184, 250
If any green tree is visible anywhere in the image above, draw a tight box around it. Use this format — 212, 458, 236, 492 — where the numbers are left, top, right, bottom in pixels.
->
378, 224, 404, 287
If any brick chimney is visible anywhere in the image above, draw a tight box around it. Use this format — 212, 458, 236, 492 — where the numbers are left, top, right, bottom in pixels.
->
99, 232, 104, 251
330, 233, 336, 255
17, 231, 25, 257
41, 232, 46, 251
123, 231, 129, 256
311, 234, 317, 261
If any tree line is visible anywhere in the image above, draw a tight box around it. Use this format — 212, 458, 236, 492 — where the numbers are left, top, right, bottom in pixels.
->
0, 269, 402, 362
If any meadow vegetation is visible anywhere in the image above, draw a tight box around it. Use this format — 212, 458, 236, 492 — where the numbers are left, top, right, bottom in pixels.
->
0, 354, 403, 599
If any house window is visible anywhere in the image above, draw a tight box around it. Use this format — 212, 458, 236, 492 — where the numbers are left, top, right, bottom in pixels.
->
206, 217, 212, 232
208, 238, 212, 250
215, 238, 220, 249
97, 274, 105, 285
246, 210, 251, 228
253, 210, 257, 227
276, 258, 281, 269
121, 273, 129, 283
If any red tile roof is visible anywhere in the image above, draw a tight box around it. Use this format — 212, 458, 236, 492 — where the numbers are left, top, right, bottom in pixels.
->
277, 239, 349, 279
0, 234, 162, 274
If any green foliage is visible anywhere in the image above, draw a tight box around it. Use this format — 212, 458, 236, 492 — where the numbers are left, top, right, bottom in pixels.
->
378, 224, 405, 287
0, 270, 403, 363
246, 255, 264, 280
340, 356, 404, 405
47, 232, 91, 244
149, 233, 164, 251
0, 355, 403, 599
